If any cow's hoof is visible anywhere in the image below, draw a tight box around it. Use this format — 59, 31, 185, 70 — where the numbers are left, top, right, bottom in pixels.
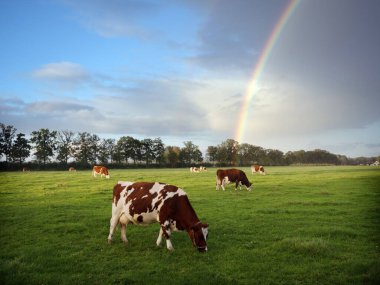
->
107, 239, 112, 245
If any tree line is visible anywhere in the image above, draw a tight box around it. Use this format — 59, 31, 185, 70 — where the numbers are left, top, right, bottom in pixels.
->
0, 123, 378, 170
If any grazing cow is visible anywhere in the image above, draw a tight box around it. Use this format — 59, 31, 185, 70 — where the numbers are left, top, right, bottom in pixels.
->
22, 167, 29, 172
190, 167, 199, 173
108, 181, 208, 252
92, 165, 110, 179
216, 169, 252, 191
199, 166, 207, 172
251, 164, 266, 175
68, 167, 76, 172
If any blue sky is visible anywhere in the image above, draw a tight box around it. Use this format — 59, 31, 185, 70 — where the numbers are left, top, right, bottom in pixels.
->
1, 0, 379, 158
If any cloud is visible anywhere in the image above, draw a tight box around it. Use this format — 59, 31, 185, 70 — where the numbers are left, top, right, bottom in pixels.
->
188, 0, 287, 73
25, 101, 94, 115
0, 76, 213, 138
31, 62, 90, 89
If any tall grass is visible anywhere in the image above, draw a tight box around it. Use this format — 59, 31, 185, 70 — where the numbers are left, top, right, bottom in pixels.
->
0, 166, 379, 284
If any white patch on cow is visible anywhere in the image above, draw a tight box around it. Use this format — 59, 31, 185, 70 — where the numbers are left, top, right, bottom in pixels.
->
166, 239, 174, 251
149, 182, 165, 194
170, 220, 179, 231
202, 226, 208, 241
132, 211, 157, 225
118, 181, 133, 187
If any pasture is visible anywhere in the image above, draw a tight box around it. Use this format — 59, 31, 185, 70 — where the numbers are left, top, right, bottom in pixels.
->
0, 166, 379, 284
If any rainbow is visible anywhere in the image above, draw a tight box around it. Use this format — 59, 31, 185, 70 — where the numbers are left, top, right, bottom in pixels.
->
234, 0, 299, 143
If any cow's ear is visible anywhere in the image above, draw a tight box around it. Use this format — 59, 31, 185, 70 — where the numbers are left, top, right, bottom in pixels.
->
202, 223, 209, 228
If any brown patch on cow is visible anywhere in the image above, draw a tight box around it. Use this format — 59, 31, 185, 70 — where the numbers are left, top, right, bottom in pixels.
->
159, 184, 179, 199
113, 183, 126, 206
158, 195, 198, 231
93, 165, 109, 176
125, 182, 159, 216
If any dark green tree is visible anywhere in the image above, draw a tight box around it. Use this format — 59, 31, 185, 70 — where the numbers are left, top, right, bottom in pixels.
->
10, 133, 31, 165
72, 132, 99, 166
56, 130, 75, 164
180, 141, 203, 165
152, 137, 165, 165
164, 146, 180, 167
206, 145, 218, 164
0, 123, 17, 162
30, 128, 57, 165
98, 138, 115, 164
218, 139, 239, 166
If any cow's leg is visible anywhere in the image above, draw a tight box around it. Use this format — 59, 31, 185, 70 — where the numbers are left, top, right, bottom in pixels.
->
107, 215, 119, 244
216, 176, 220, 190
221, 179, 226, 191
160, 221, 174, 251
156, 227, 163, 247
120, 223, 128, 244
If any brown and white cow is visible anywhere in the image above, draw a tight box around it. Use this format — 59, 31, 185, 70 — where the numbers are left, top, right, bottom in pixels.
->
92, 165, 110, 179
216, 169, 252, 191
190, 167, 199, 173
199, 166, 207, 172
251, 164, 266, 175
68, 167, 76, 172
108, 181, 208, 252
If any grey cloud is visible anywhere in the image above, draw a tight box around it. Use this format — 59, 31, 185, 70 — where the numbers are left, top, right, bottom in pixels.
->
26, 101, 94, 115
91, 78, 211, 136
261, 0, 380, 133
1, 76, 211, 137
31, 62, 90, 90
189, 0, 287, 73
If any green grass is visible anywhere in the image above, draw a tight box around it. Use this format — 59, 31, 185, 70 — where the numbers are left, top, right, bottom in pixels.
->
0, 166, 379, 284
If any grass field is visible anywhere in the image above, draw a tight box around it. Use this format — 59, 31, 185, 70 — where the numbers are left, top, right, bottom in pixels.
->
1, 166, 379, 284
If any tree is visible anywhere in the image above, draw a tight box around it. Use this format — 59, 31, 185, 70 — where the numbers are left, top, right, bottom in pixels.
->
218, 139, 239, 166
141, 138, 154, 166
98, 138, 115, 164
72, 132, 99, 166
265, 149, 285, 166
117, 136, 137, 164
0, 123, 17, 162
56, 130, 75, 164
152, 137, 165, 165
10, 133, 31, 165
206, 146, 218, 164
30, 128, 57, 165
164, 146, 180, 167
180, 141, 203, 165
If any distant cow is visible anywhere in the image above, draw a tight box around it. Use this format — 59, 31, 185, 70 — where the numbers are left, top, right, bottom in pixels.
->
92, 165, 110, 179
108, 181, 208, 252
199, 166, 207, 172
251, 164, 266, 175
216, 169, 252, 191
22, 167, 29, 172
68, 167, 76, 172
190, 167, 199, 173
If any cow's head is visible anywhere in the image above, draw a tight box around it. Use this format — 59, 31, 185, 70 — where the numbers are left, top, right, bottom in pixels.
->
240, 180, 252, 191
189, 222, 208, 252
